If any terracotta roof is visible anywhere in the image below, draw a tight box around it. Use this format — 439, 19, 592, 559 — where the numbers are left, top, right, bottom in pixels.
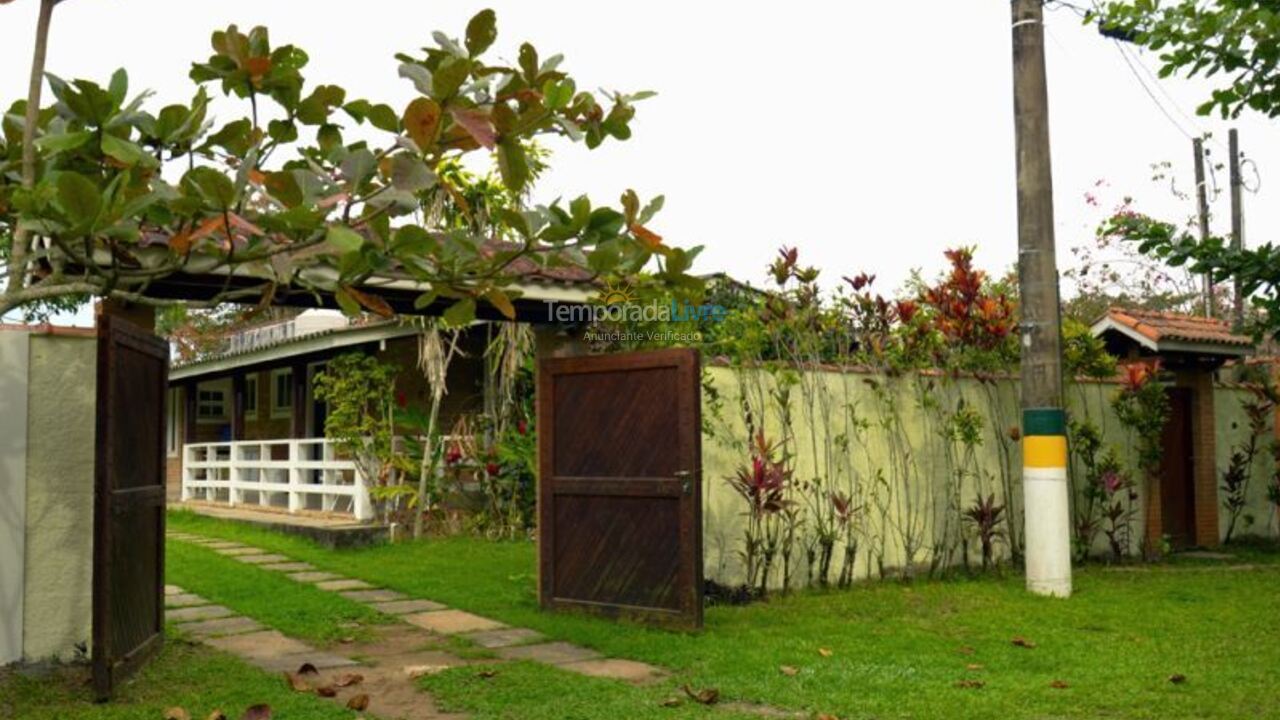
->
1099, 307, 1252, 347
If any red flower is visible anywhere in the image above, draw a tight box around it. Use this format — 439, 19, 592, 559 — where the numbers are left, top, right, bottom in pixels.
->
517, 419, 528, 436
396, 391, 408, 408
445, 445, 463, 465
485, 462, 501, 477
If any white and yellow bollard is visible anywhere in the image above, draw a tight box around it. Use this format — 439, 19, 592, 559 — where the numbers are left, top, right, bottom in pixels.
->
1022, 408, 1072, 597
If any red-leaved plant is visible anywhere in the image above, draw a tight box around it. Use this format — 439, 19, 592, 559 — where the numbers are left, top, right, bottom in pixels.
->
728, 431, 793, 595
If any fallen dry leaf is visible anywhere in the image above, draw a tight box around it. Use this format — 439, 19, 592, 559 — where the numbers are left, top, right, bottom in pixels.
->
163, 708, 190, 720
296, 662, 319, 676
779, 665, 799, 677
816, 714, 841, 720
1169, 674, 1187, 685
1049, 680, 1070, 689
339, 636, 356, 644
659, 697, 682, 708
817, 648, 833, 658
333, 673, 364, 688
240, 705, 272, 720
682, 685, 720, 705
316, 686, 337, 698
966, 664, 984, 671
206, 712, 227, 720
404, 665, 450, 679
1011, 636, 1037, 649
346, 694, 370, 711
957, 646, 975, 655
955, 679, 986, 689
476, 670, 499, 679
283, 672, 311, 693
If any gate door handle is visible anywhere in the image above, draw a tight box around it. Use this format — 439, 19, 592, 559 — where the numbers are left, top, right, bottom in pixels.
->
674, 470, 694, 495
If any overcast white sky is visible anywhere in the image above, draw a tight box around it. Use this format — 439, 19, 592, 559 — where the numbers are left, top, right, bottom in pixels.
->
2, 1, 1276, 325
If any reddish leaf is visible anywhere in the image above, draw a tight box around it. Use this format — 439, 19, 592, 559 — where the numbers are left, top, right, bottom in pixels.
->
333, 673, 364, 688
240, 705, 272, 720
449, 107, 496, 150
1049, 680, 1070, 689
681, 685, 720, 705
168, 230, 194, 255
342, 285, 395, 318
346, 694, 370, 711
403, 97, 442, 150
629, 223, 664, 250
245, 57, 272, 80
315, 686, 337, 698
1169, 674, 1187, 685
283, 672, 311, 692
1011, 637, 1037, 649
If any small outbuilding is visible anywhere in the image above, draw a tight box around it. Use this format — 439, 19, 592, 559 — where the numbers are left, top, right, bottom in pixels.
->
1091, 307, 1253, 549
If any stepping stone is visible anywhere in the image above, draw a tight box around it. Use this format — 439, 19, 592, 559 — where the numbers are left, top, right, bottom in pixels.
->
216, 547, 264, 557
316, 578, 373, 592
287, 571, 341, 583
340, 589, 407, 603
169, 604, 235, 623
462, 627, 544, 649
249, 651, 360, 673
560, 658, 663, 682
182, 616, 265, 639
164, 585, 184, 596
236, 553, 291, 565
497, 641, 601, 665
370, 599, 446, 615
404, 610, 505, 635
260, 562, 314, 572
203, 542, 244, 549
165, 593, 209, 608
206, 630, 313, 660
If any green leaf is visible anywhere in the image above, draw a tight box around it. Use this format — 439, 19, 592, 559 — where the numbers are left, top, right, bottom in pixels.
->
483, 287, 516, 320
182, 167, 236, 208
35, 130, 93, 154
56, 172, 102, 227
334, 286, 362, 316
366, 103, 400, 133
413, 290, 439, 310
432, 57, 471, 99
107, 69, 129, 108
542, 78, 575, 110
327, 225, 365, 253
101, 134, 152, 167
442, 297, 476, 327
391, 225, 437, 257
518, 43, 539, 82
465, 9, 498, 57
496, 138, 529, 193
390, 154, 437, 192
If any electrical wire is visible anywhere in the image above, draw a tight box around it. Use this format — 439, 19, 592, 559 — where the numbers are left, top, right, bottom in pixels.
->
1111, 39, 1198, 141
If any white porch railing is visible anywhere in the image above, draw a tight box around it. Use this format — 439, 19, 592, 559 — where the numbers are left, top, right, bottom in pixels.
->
181, 439, 373, 521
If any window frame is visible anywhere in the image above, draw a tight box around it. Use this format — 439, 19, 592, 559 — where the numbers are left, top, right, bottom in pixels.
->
270, 368, 294, 419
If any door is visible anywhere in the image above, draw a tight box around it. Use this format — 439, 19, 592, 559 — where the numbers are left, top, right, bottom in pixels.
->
537, 348, 703, 628
1159, 388, 1196, 549
93, 315, 169, 700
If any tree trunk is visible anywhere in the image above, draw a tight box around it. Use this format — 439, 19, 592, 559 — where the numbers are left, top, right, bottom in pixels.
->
5, 0, 57, 300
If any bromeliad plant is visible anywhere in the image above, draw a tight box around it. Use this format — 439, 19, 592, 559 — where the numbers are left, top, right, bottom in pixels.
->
728, 431, 793, 596
1221, 382, 1277, 543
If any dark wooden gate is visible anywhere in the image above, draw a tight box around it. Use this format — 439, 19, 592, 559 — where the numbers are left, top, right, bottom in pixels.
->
537, 348, 703, 629
1160, 387, 1196, 549
93, 315, 169, 700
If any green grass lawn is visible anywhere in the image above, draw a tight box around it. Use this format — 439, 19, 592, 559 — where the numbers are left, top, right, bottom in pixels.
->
167, 511, 1280, 719
0, 629, 359, 720
166, 539, 391, 645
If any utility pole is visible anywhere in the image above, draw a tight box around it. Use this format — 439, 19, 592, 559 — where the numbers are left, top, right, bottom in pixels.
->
1011, 0, 1070, 598
1192, 138, 1214, 317
1229, 129, 1245, 327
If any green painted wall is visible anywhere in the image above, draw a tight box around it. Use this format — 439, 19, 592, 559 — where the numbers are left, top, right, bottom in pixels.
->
701, 365, 1277, 588
22, 334, 96, 662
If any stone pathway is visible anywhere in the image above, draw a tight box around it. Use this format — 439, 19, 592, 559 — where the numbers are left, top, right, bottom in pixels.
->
166, 530, 666, 687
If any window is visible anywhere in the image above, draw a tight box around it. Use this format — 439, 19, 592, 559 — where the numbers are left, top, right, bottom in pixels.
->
271, 369, 294, 419
244, 375, 259, 417
196, 387, 227, 422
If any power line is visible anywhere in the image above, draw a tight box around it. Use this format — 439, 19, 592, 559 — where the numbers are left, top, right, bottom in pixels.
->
1111, 39, 1199, 141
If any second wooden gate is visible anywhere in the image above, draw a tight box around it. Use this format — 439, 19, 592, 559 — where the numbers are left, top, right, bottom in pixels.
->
93, 315, 169, 699
537, 348, 703, 628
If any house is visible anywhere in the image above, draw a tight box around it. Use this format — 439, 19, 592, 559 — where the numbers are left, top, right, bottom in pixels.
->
166, 269, 598, 521
1091, 307, 1253, 549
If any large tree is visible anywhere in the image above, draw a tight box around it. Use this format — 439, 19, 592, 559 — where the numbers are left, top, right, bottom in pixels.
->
1092, 1, 1280, 336
0, 4, 696, 323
